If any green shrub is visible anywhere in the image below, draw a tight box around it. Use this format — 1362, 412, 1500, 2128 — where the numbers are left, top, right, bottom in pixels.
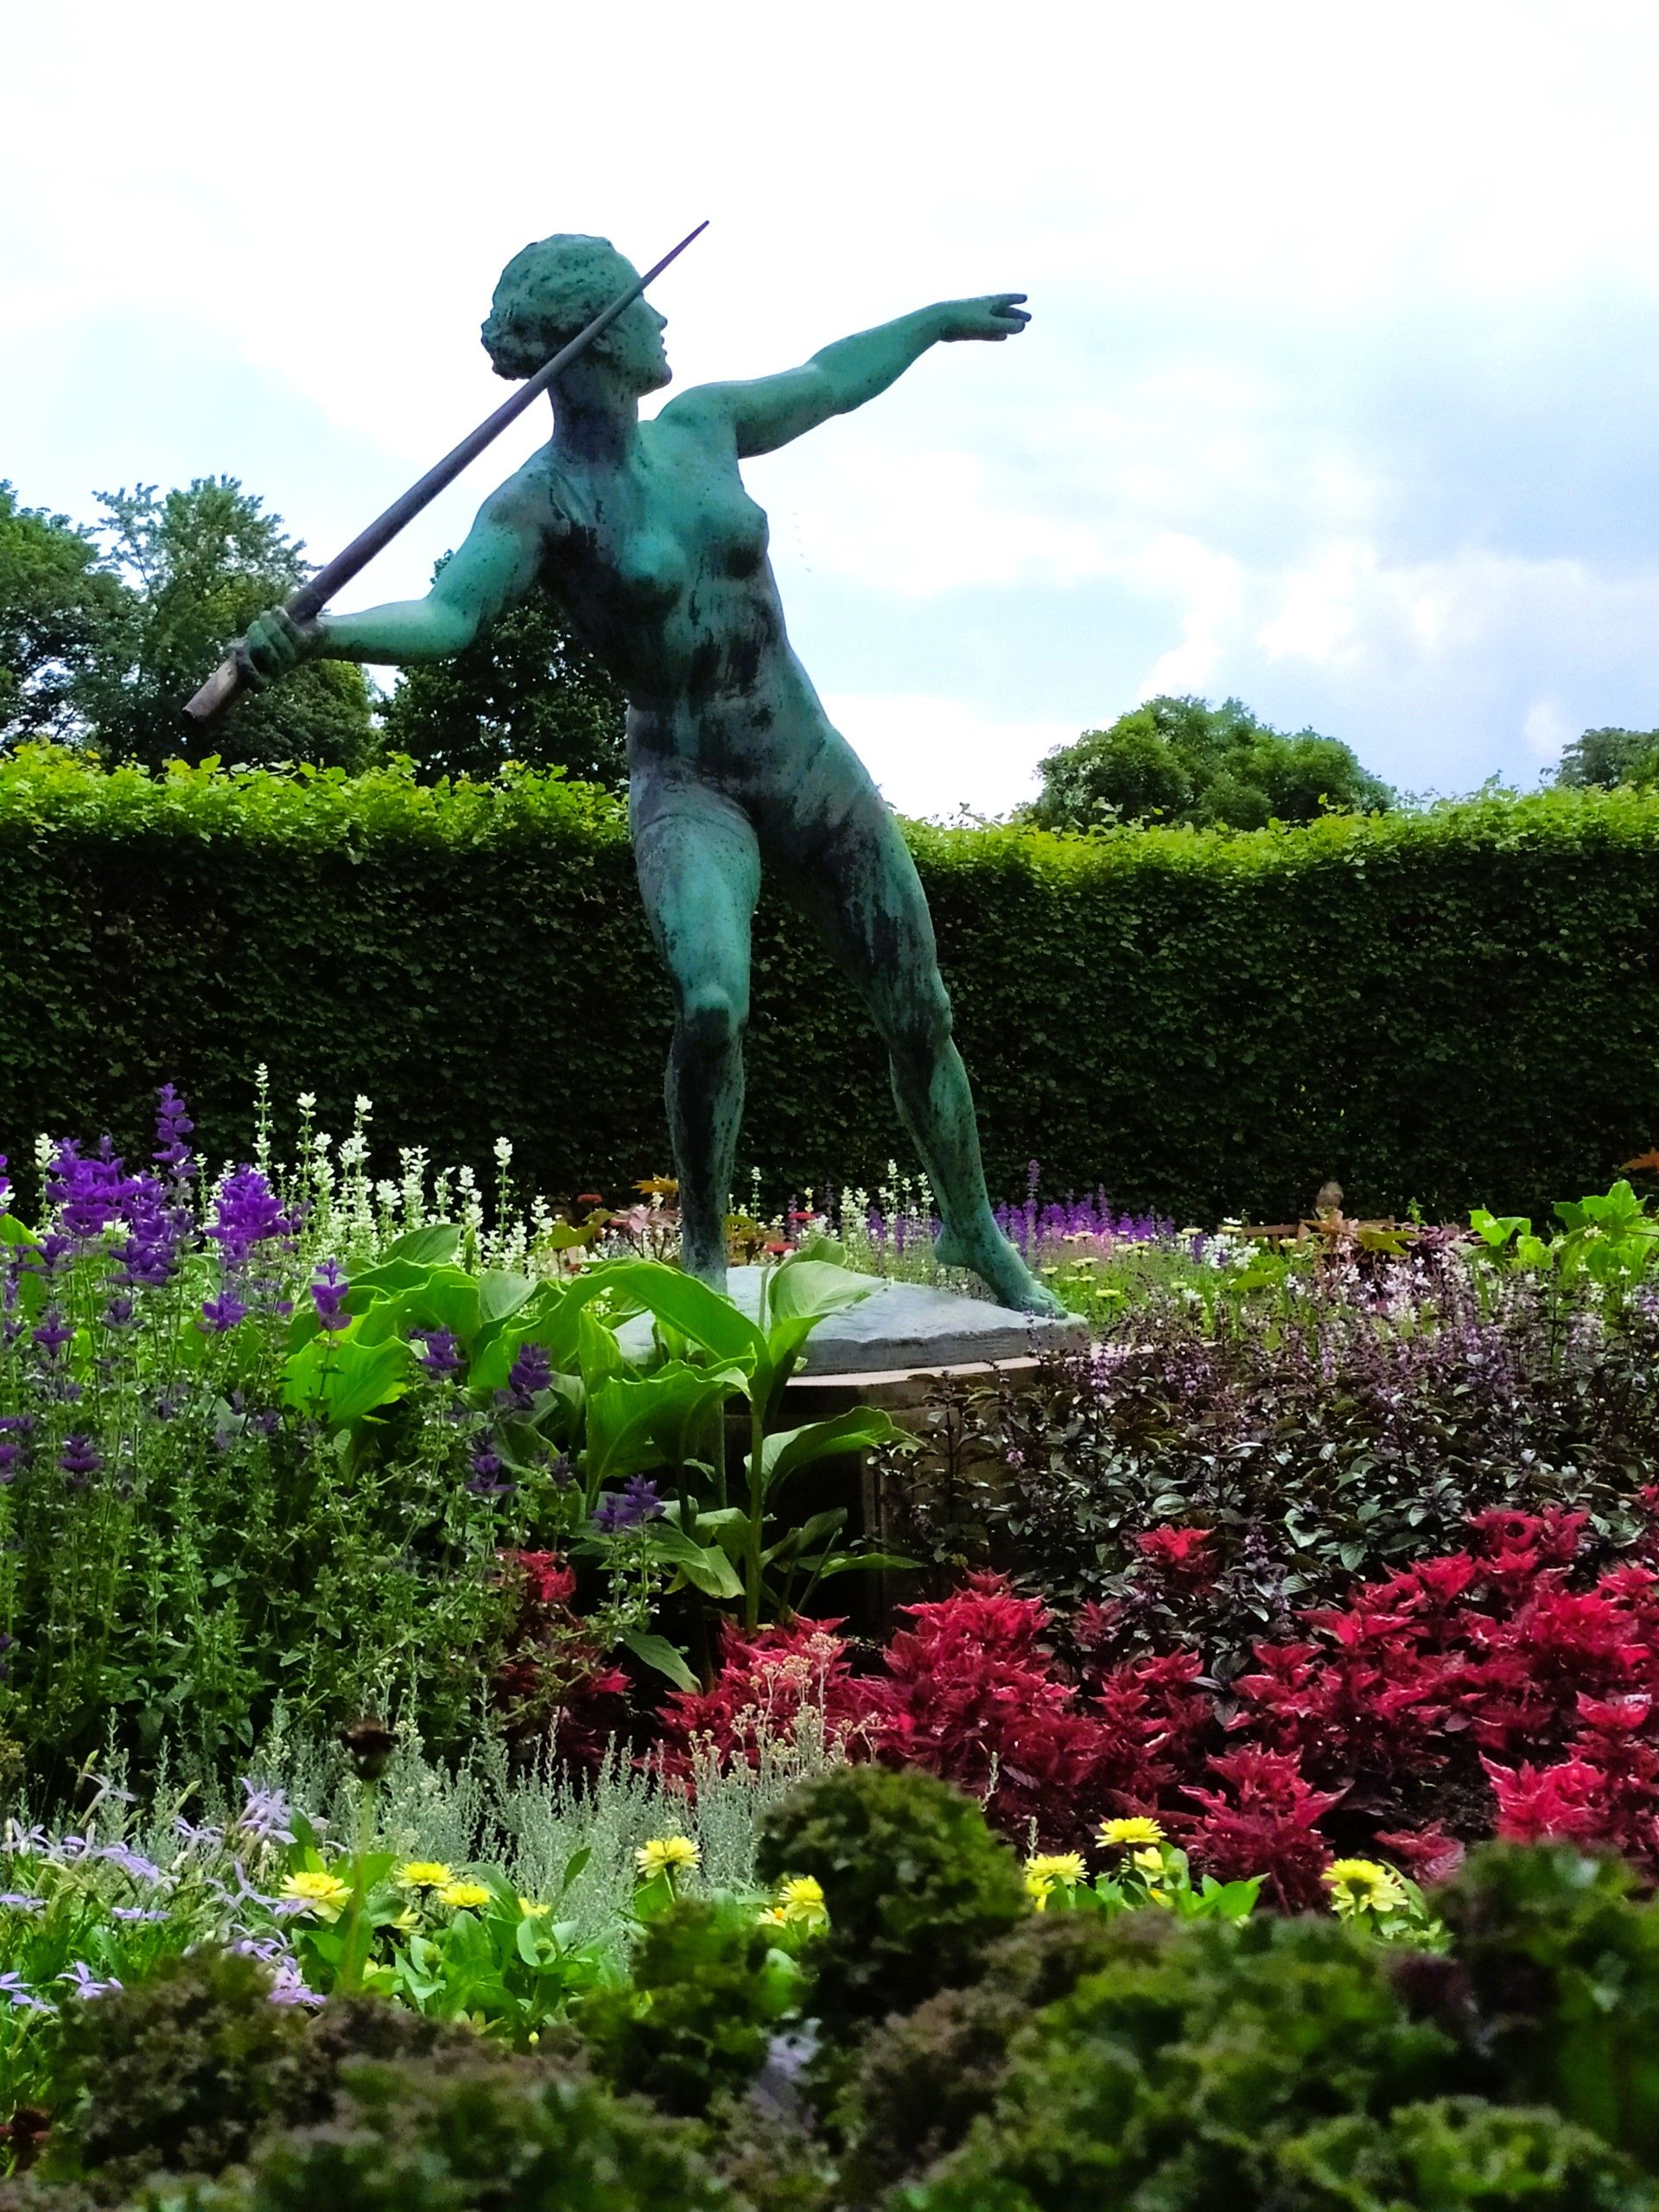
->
837, 1912, 1138, 2200
901, 1914, 1455, 2210
24, 1952, 315, 2202
577, 1897, 796, 2118
4, 753, 1659, 1222
1423, 1842, 1659, 2164
242, 2050, 729, 2212
8, 1957, 479, 2209
1275, 2096, 1653, 2210
753, 1767, 1025, 2044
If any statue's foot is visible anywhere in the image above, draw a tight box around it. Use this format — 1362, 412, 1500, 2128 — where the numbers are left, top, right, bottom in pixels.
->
935, 1222, 1070, 1319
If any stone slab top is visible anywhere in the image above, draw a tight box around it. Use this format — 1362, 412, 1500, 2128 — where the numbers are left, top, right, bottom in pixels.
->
613, 1262, 1089, 1377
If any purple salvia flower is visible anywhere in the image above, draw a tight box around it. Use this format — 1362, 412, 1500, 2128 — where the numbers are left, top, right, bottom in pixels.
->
207, 1166, 294, 1268
309, 1258, 351, 1332
467, 1447, 512, 1498
31, 1311, 72, 1357
58, 1434, 102, 1481
0, 1156, 10, 1215
416, 1329, 462, 1382
506, 1341, 553, 1407
593, 1474, 664, 1534
153, 1084, 194, 1176
199, 1291, 249, 1333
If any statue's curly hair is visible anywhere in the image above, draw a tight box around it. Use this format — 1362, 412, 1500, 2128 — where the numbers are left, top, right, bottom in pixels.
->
480, 234, 637, 382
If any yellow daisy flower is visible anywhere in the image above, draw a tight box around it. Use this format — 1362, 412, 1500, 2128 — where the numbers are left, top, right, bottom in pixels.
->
436, 1881, 493, 1911
280, 1868, 351, 1919
1098, 1816, 1166, 1851
518, 1897, 551, 1919
757, 1904, 790, 1928
1322, 1859, 1407, 1917
777, 1874, 829, 1928
635, 1835, 700, 1880
1027, 1853, 1086, 1888
1131, 1847, 1165, 1876
396, 1860, 454, 1891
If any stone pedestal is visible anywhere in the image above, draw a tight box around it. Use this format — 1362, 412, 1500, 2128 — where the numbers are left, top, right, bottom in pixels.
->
615, 1262, 1086, 1381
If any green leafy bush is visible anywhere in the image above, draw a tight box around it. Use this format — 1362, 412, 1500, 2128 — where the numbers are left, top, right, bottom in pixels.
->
242, 2050, 730, 2212
1426, 1843, 1659, 2164
899, 1913, 1454, 2209
4, 753, 1659, 1222
1275, 2096, 1653, 2211
577, 1896, 799, 2117
753, 1766, 1026, 2044
836, 1912, 1135, 2199
8, 1957, 474, 2205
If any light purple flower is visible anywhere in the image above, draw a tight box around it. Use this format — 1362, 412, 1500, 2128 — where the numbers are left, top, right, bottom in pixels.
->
60, 1961, 121, 1999
233, 1779, 295, 1846
0, 1971, 48, 2013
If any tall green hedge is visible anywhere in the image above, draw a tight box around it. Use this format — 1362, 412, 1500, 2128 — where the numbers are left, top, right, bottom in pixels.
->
1, 746, 1656, 1224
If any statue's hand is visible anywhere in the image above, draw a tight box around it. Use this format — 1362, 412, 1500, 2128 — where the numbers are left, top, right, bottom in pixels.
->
937, 294, 1031, 343
235, 607, 325, 691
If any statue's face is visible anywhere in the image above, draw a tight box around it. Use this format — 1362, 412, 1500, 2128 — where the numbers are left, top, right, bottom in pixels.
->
597, 295, 672, 397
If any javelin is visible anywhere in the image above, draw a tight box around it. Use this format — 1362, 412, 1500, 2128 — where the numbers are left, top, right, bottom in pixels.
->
184, 219, 709, 729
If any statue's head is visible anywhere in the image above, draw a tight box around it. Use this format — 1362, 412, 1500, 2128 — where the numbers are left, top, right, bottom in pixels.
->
481, 234, 671, 396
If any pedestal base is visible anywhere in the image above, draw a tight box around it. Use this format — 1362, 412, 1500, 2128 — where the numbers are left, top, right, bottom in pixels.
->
615, 1262, 1086, 1377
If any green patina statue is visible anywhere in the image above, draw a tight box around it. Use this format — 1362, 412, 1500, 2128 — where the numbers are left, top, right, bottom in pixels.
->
240, 234, 1063, 1315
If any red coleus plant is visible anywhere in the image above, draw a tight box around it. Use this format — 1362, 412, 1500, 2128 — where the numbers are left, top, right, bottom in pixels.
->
645, 1504, 1659, 1888
493, 1550, 632, 1770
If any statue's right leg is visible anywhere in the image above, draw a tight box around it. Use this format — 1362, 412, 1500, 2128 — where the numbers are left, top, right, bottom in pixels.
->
631, 774, 761, 1292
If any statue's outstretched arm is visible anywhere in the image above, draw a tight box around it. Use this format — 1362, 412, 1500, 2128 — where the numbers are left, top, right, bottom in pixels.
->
238, 470, 547, 683
678, 294, 1029, 459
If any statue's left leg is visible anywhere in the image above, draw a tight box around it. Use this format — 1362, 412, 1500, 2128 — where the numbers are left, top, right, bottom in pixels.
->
766, 771, 1065, 1317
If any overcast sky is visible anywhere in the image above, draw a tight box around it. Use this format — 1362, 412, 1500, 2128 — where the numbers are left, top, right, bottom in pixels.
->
8, 1, 1659, 815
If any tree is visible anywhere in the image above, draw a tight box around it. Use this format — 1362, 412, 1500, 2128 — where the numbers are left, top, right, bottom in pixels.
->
1554, 726, 1659, 791
378, 563, 626, 787
0, 481, 127, 746
1026, 694, 1394, 832
81, 479, 376, 773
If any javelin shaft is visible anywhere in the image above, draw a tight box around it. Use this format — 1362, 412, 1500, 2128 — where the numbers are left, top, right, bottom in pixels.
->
184, 219, 708, 729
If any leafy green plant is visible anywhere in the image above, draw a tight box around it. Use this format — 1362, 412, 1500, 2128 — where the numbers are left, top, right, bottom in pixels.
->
595, 1254, 910, 1634
577, 1891, 807, 2117
1428, 1843, 1659, 2164
1274, 2096, 1654, 2211
753, 1765, 1026, 2047
241, 2048, 731, 2212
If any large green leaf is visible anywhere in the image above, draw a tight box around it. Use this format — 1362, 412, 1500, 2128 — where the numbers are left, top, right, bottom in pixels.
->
383, 1224, 463, 1266
283, 1332, 414, 1426
478, 1270, 536, 1326
582, 1364, 727, 1484
751, 1406, 906, 1494
764, 1256, 875, 1330
643, 1521, 745, 1599
601, 1260, 766, 1368
618, 1628, 699, 1694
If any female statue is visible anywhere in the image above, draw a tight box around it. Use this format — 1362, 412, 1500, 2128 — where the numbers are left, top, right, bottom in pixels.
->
240, 234, 1062, 1314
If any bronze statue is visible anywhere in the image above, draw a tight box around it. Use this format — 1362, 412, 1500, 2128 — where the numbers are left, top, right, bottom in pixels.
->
238, 234, 1064, 1314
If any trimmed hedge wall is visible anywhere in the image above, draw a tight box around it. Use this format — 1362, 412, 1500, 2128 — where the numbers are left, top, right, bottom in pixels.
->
0, 747, 1656, 1224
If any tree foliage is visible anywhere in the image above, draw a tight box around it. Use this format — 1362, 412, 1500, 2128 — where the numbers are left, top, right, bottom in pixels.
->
79, 479, 376, 773
1554, 725, 1659, 791
1027, 693, 1395, 832
379, 563, 627, 788
0, 482, 126, 746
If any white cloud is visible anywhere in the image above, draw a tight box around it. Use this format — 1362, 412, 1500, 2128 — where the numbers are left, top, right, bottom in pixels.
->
821, 694, 1077, 820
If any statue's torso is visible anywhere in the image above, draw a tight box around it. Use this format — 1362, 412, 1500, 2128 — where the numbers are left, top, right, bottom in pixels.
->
527, 403, 809, 784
